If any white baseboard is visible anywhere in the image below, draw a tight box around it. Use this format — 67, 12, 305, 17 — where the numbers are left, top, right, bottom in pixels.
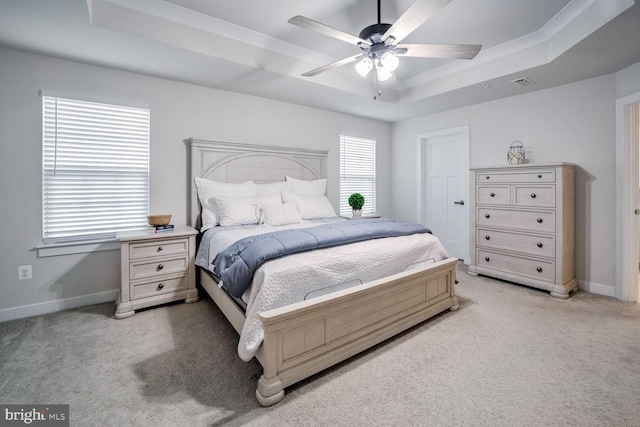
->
578, 280, 615, 298
0, 290, 119, 323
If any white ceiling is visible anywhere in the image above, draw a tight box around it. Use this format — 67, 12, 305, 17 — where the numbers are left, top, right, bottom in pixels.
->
1, 0, 639, 122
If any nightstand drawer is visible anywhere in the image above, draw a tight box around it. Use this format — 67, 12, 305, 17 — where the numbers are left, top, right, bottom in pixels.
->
477, 207, 555, 233
477, 186, 510, 205
513, 186, 555, 208
477, 228, 555, 258
477, 249, 555, 283
130, 256, 188, 281
130, 276, 188, 300
476, 169, 555, 183
130, 238, 189, 260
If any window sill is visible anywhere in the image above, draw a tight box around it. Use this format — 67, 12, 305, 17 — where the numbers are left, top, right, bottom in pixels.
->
37, 239, 120, 258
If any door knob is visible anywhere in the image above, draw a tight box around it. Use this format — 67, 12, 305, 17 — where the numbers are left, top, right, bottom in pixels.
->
454, 200, 465, 205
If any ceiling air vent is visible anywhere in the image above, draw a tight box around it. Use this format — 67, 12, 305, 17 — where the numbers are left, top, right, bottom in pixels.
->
511, 77, 535, 88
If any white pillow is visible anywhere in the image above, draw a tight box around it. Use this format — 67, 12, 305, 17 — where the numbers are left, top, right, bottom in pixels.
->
261, 203, 304, 226
216, 193, 283, 227
286, 176, 327, 196
216, 196, 260, 226
282, 192, 337, 220
255, 181, 289, 196
194, 178, 257, 230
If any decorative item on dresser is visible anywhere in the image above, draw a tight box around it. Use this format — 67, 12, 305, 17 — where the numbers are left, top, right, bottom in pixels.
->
468, 163, 577, 298
115, 226, 199, 319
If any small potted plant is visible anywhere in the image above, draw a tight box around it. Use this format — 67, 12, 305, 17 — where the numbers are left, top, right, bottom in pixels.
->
348, 193, 365, 217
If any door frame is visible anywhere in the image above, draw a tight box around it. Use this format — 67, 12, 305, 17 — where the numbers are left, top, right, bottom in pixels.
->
616, 91, 640, 302
416, 125, 470, 263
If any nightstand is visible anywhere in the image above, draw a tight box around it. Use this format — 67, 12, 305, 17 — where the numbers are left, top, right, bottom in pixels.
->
115, 226, 199, 319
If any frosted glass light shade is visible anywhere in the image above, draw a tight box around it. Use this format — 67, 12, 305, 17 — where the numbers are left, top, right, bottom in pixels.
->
376, 65, 392, 81
355, 57, 373, 77
380, 52, 399, 71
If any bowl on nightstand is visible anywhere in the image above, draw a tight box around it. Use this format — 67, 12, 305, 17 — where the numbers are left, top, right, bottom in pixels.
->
147, 214, 172, 226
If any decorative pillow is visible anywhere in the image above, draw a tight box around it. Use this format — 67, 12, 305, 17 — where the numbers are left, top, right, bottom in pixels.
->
216, 192, 283, 227
194, 178, 257, 230
255, 181, 289, 196
282, 192, 337, 220
286, 176, 327, 196
261, 203, 304, 226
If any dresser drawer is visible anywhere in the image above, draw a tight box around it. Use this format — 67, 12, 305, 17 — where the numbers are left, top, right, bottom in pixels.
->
477, 186, 510, 205
129, 238, 189, 260
130, 256, 189, 281
477, 207, 555, 233
130, 276, 188, 300
477, 228, 555, 258
476, 169, 555, 183
513, 186, 555, 208
477, 249, 555, 283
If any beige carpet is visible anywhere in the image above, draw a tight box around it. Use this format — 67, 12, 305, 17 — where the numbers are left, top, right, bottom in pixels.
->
2, 266, 640, 426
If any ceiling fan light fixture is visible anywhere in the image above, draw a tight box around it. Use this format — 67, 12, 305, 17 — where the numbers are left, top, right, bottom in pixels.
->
355, 56, 373, 77
375, 64, 393, 81
379, 51, 399, 71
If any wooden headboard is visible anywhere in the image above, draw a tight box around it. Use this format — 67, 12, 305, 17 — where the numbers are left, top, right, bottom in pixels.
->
188, 138, 329, 228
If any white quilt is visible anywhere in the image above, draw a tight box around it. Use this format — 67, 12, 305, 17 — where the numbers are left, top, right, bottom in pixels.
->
196, 220, 450, 362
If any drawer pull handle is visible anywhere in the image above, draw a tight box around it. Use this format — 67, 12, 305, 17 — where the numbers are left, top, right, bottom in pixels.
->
490, 192, 495, 197
485, 235, 490, 240
485, 214, 490, 219
157, 264, 164, 271
537, 218, 543, 223
157, 283, 164, 290
486, 176, 490, 180
158, 246, 163, 252
536, 267, 543, 273
530, 193, 537, 198
537, 174, 542, 179
537, 242, 543, 248
485, 257, 490, 262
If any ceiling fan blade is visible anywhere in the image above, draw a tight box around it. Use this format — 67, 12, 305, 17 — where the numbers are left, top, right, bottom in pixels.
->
396, 43, 482, 59
288, 16, 371, 47
301, 54, 365, 77
382, 0, 453, 45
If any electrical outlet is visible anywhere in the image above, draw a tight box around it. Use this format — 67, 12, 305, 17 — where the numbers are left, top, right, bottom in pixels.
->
18, 265, 32, 280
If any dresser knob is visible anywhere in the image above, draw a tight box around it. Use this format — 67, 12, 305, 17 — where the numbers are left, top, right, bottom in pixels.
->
537, 218, 543, 223
157, 283, 164, 290
490, 192, 495, 197
158, 246, 163, 251
157, 264, 164, 271
485, 214, 490, 219
485, 257, 490, 262
485, 235, 490, 240
536, 267, 543, 273
537, 174, 542, 178
537, 242, 543, 248
486, 176, 490, 179
530, 193, 537, 198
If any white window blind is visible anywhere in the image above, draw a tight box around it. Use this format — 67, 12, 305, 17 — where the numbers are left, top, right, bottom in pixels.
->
339, 135, 376, 216
42, 95, 150, 243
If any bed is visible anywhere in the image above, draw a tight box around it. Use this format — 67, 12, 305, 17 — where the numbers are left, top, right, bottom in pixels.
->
188, 138, 459, 406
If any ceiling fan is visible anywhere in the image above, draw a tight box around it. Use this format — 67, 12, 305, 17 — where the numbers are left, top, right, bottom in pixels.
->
288, 0, 482, 97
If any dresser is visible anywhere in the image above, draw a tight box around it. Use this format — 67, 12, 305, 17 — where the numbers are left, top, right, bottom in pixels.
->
468, 163, 577, 298
115, 226, 199, 318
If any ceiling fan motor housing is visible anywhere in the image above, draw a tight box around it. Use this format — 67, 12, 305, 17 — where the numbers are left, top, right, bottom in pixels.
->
358, 23, 394, 55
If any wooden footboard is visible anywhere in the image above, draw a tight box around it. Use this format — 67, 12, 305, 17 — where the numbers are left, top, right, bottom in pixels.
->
212, 257, 459, 406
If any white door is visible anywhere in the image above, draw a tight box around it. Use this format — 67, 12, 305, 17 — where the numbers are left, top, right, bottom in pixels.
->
418, 126, 469, 262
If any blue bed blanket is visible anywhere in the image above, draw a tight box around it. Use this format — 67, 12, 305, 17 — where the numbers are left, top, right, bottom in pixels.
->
212, 218, 431, 298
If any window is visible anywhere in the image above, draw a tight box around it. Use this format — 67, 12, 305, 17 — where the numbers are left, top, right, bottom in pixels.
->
339, 135, 376, 216
42, 95, 150, 244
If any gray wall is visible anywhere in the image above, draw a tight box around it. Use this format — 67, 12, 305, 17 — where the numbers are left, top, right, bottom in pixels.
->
0, 47, 392, 319
391, 70, 640, 297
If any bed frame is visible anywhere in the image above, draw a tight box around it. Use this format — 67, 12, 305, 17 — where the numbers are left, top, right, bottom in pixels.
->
188, 138, 459, 406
